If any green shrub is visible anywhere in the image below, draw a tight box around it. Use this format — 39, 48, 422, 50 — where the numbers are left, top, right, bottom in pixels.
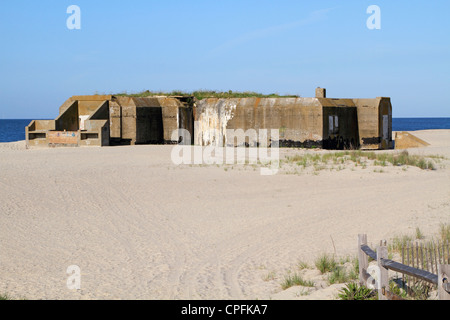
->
338, 283, 377, 300
389, 280, 408, 299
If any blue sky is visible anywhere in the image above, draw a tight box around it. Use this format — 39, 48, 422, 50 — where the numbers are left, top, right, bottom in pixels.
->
0, 0, 449, 118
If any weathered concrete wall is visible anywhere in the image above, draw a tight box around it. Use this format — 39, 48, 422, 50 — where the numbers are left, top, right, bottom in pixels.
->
194, 98, 239, 146
78, 101, 103, 117
59, 95, 112, 118
112, 96, 192, 145
121, 105, 138, 144
27, 96, 111, 148
27, 120, 55, 132
81, 101, 110, 147
195, 97, 325, 147
55, 101, 79, 131
80, 119, 110, 147
354, 98, 379, 149
160, 98, 182, 144
109, 101, 122, 140
48, 131, 79, 147
354, 97, 392, 150
379, 97, 393, 150
88, 101, 109, 120
26, 120, 55, 148
316, 87, 326, 98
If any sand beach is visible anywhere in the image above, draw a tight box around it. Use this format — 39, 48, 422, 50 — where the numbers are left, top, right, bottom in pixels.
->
0, 130, 449, 300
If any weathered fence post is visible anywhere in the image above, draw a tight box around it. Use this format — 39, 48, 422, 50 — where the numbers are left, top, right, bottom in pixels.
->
358, 234, 368, 286
438, 264, 450, 300
377, 243, 389, 300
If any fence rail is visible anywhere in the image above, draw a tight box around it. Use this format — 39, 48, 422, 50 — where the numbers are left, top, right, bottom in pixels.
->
358, 234, 450, 300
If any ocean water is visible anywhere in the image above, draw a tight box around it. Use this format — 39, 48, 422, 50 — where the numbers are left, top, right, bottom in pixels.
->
392, 118, 450, 132
0, 119, 33, 143
1, 118, 450, 143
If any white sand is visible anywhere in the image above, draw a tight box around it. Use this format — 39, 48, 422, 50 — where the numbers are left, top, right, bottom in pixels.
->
0, 130, 449, 300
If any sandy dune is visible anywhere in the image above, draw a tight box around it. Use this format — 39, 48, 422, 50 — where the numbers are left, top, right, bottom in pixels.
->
0, 130, 449, 300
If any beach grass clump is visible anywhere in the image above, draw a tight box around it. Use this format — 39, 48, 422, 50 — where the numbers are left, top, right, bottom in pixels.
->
389, 234, 415, 253
297, 261, 310, 270
327, 255, 359, 284
0, 293, 11, 300
328, 266, 351, 284
315, 253, 337, 274
415, 227, 425, 240
350, 256, 359, 278
389, 151, 436, 170
281, 273, 315, 290
439, 223, 450, 242
263, 271, 276, 282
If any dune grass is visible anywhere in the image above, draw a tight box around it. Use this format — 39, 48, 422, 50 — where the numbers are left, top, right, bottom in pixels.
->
439, 223, 450, 242
113, 89, 300, 100
281, 273, 315, 290
314, 254, 359, 285
314, 253, 338, 274
328, 266, 358, 285
389, 223, 450, 254
279, 253, 359, 290
284, 150, 443, 172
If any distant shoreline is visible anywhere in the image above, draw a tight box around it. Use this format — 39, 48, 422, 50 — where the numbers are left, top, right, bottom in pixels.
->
1, 118, 450, 143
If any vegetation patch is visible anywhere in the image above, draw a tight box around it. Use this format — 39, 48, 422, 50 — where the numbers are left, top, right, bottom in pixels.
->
314, 253, 338, 274
0, 293, 10, 300
281, 273, 315, 290
283, 150, 444, 173
389, 223, 450, 254
114, 89, 300, 100
337, 283, 377, 300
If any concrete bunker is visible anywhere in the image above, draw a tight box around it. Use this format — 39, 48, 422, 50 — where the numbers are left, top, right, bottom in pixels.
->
27, 95, 111, 148
26, 88, 393, 150
26, 95, 194, 148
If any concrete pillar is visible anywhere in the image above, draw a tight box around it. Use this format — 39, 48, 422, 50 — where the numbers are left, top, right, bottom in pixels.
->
316, 87, 326, 98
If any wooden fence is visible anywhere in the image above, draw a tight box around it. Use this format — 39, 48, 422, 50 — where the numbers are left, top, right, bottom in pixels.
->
358, 234, 450, 300
401, 239, 449, 297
